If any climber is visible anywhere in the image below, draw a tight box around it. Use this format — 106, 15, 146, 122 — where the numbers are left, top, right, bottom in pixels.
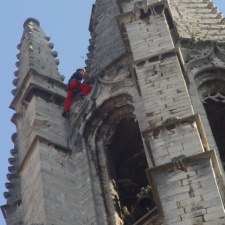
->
62, 67, 92, 117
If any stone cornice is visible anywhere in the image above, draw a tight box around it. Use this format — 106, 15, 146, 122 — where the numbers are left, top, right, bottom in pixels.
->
9, 69, 66, 110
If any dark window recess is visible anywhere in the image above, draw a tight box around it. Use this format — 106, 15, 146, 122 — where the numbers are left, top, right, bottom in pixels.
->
164, 8, 174, 30
54, 145, 68, 153
107, 119, 155, 223
154, 5, 164, 14
53, 95, 65, 105
140, 8, 151, 19
121, 23, 126, 33
133, 68, 142, 96
166, 124, 176, 131
25, 88, 52, 102
136, 61, 146, 67
149, 56, 159, 63
204, 101, 225, 164
162, 52, 175, 59
121, 23, 132, 52
54, 145, 69, 157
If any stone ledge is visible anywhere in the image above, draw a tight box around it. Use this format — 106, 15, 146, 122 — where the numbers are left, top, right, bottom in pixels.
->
17, 136, 71, 177
10, 69, 66, 110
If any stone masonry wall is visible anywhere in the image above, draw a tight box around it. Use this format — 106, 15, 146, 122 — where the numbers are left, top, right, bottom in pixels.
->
148, 120, 204, 166
17, 96, 69, 166
168, 0, 225, 41
39, 141, 82, 225
125, 13, 174, 61
149, 154, 225, 224
89, 0, 125, 75
20, 142, 46, 224
135, 54, 193, 128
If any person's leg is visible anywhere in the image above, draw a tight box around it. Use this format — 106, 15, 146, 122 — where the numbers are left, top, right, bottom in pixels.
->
78, 83, 92, 96
63, 90, 73, 112
63, 80, 77, 112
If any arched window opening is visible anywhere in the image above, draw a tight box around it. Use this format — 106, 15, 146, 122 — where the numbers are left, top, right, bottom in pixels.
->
195, 68, 225, 165
106, 119, 155, 223
204, 100, 225, 163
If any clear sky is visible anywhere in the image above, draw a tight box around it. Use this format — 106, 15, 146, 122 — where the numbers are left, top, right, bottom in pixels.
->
0, 0, 224, 224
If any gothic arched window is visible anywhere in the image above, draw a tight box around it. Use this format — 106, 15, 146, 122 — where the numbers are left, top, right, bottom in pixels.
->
195, 68, 225, 163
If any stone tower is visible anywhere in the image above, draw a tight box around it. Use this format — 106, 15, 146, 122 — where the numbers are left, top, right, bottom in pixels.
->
2, 0, 225, 224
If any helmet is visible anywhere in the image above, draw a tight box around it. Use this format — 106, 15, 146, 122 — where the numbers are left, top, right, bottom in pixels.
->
76, 67, 86, 72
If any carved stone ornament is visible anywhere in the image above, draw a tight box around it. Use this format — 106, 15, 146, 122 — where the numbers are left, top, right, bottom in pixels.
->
218, 44, 225, 54
203, 92, 225, 103
195, 68, 225, 103
100, 55, 132, 83
185, 43, 212, 63
102, 64, 130, 82
162, 117, 180, 125
171, 154, 190, 171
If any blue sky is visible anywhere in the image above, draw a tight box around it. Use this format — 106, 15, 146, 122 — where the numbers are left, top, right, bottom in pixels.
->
0, 0, 224, 224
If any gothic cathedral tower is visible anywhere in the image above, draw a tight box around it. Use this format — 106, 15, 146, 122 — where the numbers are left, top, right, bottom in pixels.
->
2, 0, 225, 224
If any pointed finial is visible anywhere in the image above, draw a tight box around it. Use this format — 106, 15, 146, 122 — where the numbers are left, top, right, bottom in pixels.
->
23, 18, 40, 28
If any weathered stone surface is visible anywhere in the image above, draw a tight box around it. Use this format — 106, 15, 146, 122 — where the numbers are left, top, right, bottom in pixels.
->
3, 0, 225, 224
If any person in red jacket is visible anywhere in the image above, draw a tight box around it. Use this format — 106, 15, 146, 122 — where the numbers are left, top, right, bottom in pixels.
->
62, 67, 92, 117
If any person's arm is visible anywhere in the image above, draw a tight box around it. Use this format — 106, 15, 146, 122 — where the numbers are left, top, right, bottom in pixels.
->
82, 74, 92, 79
71, 72, 82, 80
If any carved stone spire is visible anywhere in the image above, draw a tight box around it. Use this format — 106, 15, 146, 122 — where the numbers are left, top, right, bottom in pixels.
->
10, 17, 65, 112
2, 18, 72, 225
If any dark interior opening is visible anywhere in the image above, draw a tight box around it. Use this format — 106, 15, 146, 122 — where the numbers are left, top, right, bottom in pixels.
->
25, 87, 64, 105
154, 5, 164, 14
120, 23, 132, 52
204, 100, 225, 164
149, 56, 159, 63
164, 8, 174, 30
140, 8, 151, 19
107, 119, 155, 222
25, 88, 52, 103
133, 68, 142, 96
